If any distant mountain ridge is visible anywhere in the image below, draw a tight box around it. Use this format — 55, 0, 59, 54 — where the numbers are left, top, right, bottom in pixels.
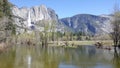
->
11, 4, 112, 35
60, 14, 112, 35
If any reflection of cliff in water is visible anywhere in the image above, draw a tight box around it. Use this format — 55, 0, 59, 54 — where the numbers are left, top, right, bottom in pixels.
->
0, 45, 119, 68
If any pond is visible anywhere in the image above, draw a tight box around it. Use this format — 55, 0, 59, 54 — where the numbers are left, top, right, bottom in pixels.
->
0, 45, 120, 68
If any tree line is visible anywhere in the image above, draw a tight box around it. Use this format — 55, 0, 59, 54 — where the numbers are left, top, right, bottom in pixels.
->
0, 0, 15, 43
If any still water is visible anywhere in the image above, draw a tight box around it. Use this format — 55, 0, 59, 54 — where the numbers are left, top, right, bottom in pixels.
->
0, 45, 120, 68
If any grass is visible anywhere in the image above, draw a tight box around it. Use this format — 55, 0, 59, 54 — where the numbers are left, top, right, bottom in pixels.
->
68, 41, 95, 45
48, 40, 113, 46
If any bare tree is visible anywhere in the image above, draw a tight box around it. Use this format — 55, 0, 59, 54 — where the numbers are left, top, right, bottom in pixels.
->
50, 20, 56, 41
110, 5, 120, 50
39, 20, 51, 47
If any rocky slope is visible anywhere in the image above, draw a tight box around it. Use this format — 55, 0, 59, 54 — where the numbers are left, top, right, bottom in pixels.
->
60, 14, 112, 35
11, 5, 60, 33
11, 5, 112, 35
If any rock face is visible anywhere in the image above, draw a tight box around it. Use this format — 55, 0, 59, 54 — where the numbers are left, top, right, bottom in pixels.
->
60, 14, 112, 35
12, 5, 59, 33
12, 5, 112, 35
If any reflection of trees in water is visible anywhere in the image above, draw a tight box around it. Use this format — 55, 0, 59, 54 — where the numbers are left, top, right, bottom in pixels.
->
0, 48, 15, 68
14, 45, 115, 68
113, 50, 120, 68
14, 45, 64, 68
86, 46, 96, 58
0, 45, 116, 68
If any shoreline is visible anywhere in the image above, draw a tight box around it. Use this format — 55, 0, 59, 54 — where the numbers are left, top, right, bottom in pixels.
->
0, 40, 113, 50
48, 40, 113, 47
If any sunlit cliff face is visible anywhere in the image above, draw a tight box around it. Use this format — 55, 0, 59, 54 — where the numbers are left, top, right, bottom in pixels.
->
11, 5, 59, 33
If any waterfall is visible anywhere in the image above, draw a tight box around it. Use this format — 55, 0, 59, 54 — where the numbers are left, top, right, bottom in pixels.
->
27, 11, 32, 27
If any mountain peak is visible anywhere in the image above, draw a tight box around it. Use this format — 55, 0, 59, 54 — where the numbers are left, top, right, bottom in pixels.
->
40, 4, 47, 8
60, 14, 112, 35
12, 5, 59, 33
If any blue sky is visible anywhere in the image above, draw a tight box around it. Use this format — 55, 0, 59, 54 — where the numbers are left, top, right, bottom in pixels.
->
9, 0, 120, 18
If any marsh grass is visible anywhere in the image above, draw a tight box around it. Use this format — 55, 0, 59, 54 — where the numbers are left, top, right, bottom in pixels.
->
48, 40, 113, 47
